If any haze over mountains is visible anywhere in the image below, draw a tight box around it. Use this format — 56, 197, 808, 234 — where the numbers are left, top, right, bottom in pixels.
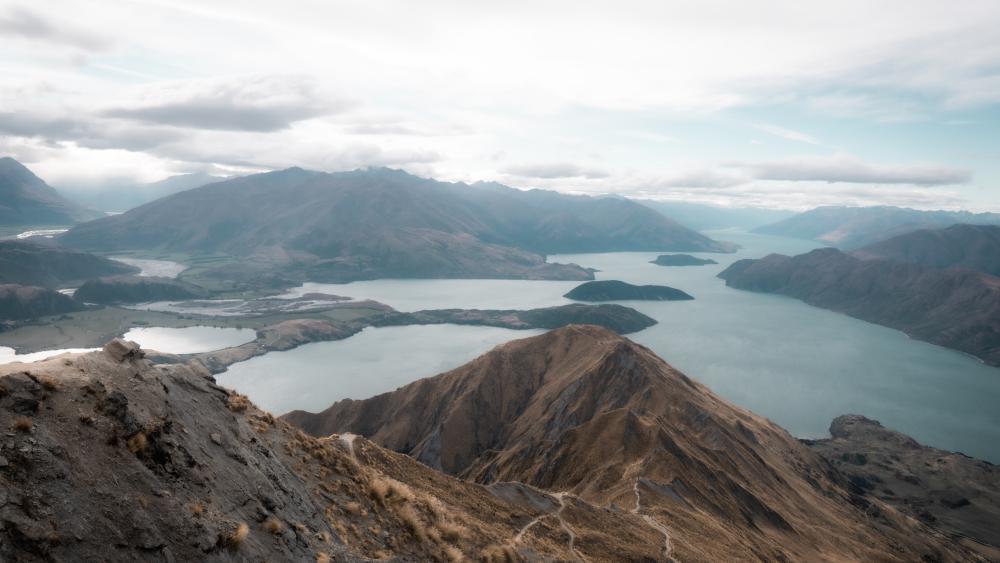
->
754, 205, 1000, 249
66, 172, 227, 213
60, 166, 733, 285
0, 158, 102, 227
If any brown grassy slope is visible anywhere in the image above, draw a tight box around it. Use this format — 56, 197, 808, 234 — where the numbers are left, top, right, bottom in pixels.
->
0, 345, 664, 561
286, 325, 977, 562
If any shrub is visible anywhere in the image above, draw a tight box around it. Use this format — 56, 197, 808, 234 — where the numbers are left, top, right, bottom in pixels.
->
263, 517, 283, 535
222, 522, 249, 548
126, 432, 147, 453
13, 417, 32, 432
227, 393, 251, 413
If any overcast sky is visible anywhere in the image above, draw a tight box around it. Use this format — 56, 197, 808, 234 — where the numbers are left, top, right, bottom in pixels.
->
1, 0, 999, 210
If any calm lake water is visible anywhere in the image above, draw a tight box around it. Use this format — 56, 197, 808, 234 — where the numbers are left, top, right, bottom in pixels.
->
123, 326, 256, 354
0, 346, 98, 364
223, 230, 1000, 462
218, 325, 543, 414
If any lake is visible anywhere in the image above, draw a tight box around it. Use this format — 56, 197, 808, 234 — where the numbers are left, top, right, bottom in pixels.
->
217, 325, 543, 414
123, 326, 256, 354
221, 230, 1000, 462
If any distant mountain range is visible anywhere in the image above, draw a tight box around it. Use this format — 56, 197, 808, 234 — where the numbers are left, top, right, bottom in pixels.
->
66, 172, 226, 213
640, 200, 796, 231
857, 224, 1000, 277
285, 325, 979, 560
754, 205, 1000, 248
61, 167, 734, 285
719, 226, 1000, 365
0, 157, 103, 226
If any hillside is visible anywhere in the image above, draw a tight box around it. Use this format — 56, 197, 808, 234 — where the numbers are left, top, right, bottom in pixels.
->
0, 157, 102, 226
753, 205, 1000, 248
858, 224, 1000, 276
60, 168, 732, 284
0, 284, 83, 320
0, 340, 724, 561
718, 248, 1000, 365
0, 240, 137, 288
807, 415, 1000, 556
285, 325, 970, 561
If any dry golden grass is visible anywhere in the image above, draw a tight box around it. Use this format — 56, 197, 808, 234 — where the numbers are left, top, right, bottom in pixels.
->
343, 501, 364, 516
481, 544, 518, 563
191, 502, 205, 516
38, 377, 58, 391
126, 432, 147, 453
316, 553, 331, 563
227, 393, 252, 412
263, 517, 283, 535
13, 416, 32, 432
223, 522, 250, 547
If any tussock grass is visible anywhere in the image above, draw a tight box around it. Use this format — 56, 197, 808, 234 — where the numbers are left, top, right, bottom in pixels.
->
13, 416, 32, 432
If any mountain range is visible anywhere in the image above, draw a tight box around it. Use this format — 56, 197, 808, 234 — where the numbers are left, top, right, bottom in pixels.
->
857, 224, 1000, 277
60, 167, 733, 284
754, 205, 1000, 248
0, 157, 102, 226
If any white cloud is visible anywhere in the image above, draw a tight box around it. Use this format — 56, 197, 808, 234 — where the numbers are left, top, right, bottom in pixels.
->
752, 123, 821, 145
0, 6, 110, 51
733, 154, 971, 186
502, 162, 610, 180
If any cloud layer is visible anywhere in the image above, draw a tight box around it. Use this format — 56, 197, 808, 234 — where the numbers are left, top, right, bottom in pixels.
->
0, 0, 997, 210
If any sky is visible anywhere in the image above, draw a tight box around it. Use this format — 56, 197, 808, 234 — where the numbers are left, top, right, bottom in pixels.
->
1, 0, 999, 211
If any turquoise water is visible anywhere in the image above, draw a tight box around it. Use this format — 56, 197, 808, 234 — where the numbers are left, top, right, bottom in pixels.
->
225, 231, 1000, 462
218, 325, 543, 414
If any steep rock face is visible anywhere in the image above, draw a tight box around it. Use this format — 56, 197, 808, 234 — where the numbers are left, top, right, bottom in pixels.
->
718, 248, 1000, 365
0, 344, 669, 561
61, 167, 731, 283
564, 279, 694, 301
0, 157, 102, 225
73, 276, 208, 304
0, 284, 83, 321
285, 326, 970, 561
0, 241, 137, 288
753, 205, 1000, 249
857, 224, 1000, 276
807, 415, 1000, 559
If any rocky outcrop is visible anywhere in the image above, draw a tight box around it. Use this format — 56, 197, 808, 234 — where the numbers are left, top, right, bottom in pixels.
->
718, 248, 1000, 365
650, 254, 718, 266
0, 344, 684, 561
285, 326, 973, 561
0, 240, 137, 288
806, 415, 1000, 559
74, 276, 208, 304
0, 284, 83, 321
564, 279, 694, 301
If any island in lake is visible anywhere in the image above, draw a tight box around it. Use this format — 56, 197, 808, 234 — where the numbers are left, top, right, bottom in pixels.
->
564, 279, 694, 301
650, 253, 718, 266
